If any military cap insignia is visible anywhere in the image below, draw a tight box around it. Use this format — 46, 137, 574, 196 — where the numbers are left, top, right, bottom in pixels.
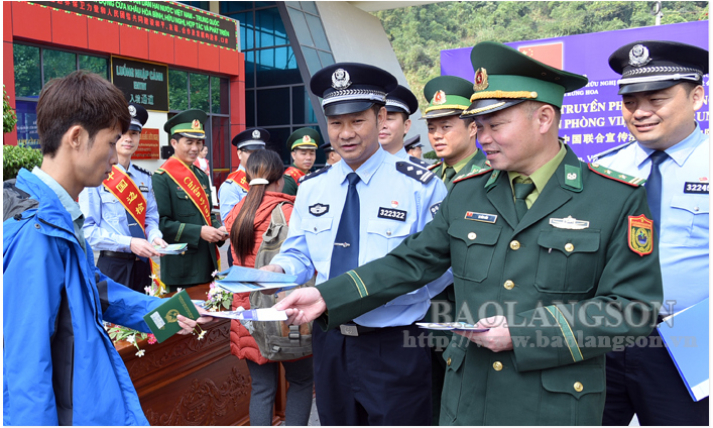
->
302, 135, 312, 143
191, 119, 201, 130
473, 67, 489, 91
432, 90, 447, 105
252, 129, 261, 139
331, 68, 352, 90
628, 44, 651, 67
628, 214, 653, 256
128, 105, 137, 116
309, 203, 329, 216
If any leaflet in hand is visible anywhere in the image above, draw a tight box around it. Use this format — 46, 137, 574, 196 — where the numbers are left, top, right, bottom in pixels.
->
207, 308, 288, 321
217, 265, 298, 283
214, 266, 298, 293
153, 243, 187, 255
416, 322, 490, 332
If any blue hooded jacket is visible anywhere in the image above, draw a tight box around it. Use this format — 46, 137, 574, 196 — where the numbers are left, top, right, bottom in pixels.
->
3, 169, 163, 425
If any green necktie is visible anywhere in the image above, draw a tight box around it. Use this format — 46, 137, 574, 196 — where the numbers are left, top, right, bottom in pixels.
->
514, 181, 535, 222
444, 166, 456, 191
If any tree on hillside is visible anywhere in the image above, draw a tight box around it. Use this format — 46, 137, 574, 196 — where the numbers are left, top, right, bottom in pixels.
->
374, 1, 708, 111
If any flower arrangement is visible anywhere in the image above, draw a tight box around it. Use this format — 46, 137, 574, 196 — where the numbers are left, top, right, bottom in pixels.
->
104, 323, 157, 358
204, 282, 233, 312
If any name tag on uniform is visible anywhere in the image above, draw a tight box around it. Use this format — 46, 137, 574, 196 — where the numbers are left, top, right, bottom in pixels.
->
684, 182, 709, 194
464, 211, 497, 223
139, 185, 149, 192
378, 207, 407, 222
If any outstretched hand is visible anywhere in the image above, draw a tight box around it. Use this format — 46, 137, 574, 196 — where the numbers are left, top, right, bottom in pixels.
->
453, 315, 513, 352
273, 287, 326, 325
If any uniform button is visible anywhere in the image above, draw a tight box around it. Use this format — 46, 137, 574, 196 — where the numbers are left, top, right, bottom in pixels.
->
565, 243, 574, 252
468, 232, 477, 240
493, 361, 503, 371
35, 223, 41, 229
386, 230, 392, 236
504, 280, 515, 290
313, 227, 317, 232
510, 240, 520, 250
694, 206, 700, 212
574, 382, 583, 392
447, 357, 452, 366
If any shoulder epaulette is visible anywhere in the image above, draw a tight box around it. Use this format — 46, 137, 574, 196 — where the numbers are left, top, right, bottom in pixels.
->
452, 164, 494, 184
409, 156, 430, 168
155, 168, 165, 175
395, 161, 435, 184
133, 165, 153, 176
590, 141, 636, 162
300, 165, 331, 183
588, 163, 645, 187
428, 161, 443, 171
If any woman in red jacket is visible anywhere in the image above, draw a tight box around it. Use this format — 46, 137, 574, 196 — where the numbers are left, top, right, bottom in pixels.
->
224, 150, 313, 426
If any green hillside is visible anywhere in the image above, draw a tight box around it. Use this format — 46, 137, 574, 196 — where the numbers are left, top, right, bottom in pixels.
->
374, 1, 708, 111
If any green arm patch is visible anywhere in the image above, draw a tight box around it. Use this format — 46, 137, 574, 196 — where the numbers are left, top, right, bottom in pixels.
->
588, 163, 645, 187
545, 305, 584, 363
346, 270, 369, 298
175, 223, 185, 242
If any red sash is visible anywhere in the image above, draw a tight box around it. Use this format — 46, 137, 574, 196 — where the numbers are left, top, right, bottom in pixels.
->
159, 157, 212, 226
102, 166, 147, 233
226, 169, 249, 192
284, 166, 306, 186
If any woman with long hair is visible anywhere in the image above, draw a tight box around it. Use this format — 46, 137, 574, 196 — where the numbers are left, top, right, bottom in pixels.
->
224, 149, 313, 426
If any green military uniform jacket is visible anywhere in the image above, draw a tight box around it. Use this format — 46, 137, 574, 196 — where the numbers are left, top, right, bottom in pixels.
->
152, 164, 224, 287
316, 146, 663, 425
430, 149, 489, 191
282, 174, 298, 196
426, 148, 490, 322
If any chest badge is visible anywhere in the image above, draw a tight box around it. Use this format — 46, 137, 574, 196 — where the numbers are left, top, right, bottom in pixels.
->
378, 207, 407, 222
391, 200, 399, 208
465, 212, 497, 223
309, 203, 329, 216
549, 216, 590, 230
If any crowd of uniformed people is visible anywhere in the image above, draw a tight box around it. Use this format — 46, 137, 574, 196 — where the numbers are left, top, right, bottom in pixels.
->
2, 37, 708, 426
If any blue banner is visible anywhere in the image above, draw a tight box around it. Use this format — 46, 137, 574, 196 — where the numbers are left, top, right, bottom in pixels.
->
441, 21, 709, 162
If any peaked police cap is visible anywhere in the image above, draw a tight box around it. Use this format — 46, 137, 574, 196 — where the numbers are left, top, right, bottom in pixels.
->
310, 63, 398, 116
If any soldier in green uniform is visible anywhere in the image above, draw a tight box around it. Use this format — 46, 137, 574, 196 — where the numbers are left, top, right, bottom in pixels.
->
424, 75, 489, 191
282, 127, 318, 196
275, 42, 663, 425
421, 74, 491, 425
152, 109, 226, 290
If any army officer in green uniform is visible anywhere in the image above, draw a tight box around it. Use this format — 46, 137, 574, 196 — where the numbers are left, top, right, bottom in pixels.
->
423, 75, 489, 191
152, 109, 226, 290
275, 42, 663, 425
282, 127, 318, 196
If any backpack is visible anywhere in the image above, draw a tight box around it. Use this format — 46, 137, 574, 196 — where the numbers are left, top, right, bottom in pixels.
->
3, 179, 39, 222
248, 201, 315, 361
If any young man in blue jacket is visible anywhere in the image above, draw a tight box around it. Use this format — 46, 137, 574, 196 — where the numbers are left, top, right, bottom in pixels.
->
2, 71, 212, 426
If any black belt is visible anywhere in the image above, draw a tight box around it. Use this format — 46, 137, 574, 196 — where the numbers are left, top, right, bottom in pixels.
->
99, 250, 139, 261
338, 323, 412, 337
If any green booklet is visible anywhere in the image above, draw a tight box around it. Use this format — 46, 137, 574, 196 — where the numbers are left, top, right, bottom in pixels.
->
143, 290, 200, 343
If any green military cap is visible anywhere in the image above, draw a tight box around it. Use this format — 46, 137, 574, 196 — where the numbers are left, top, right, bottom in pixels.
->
287, 127, 319, 151
462, 42, 588, 117
164, 108, 208, 139
421, 75, 474, 119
